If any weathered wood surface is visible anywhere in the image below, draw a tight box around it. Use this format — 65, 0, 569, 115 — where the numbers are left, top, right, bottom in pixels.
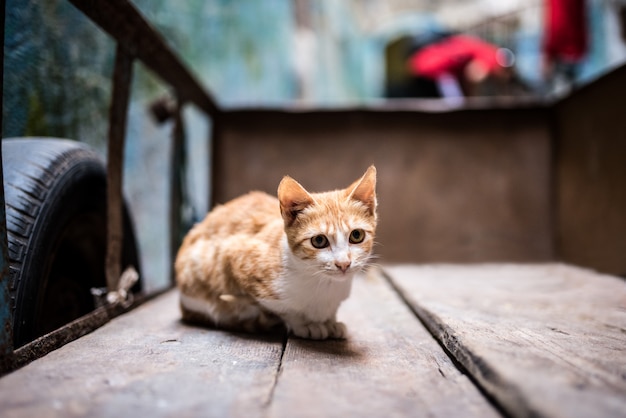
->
4, 264, 621, 417
269, 271, 499, 418
0, 291, 285, 417
0, 272, 498, 417
385, 264, 626, 418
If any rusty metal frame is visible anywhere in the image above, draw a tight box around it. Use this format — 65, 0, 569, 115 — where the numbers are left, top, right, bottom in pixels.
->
67, 0, 222, 294
69, 0, 221, 120
0, 0, 221, 374
105, 45, 134, 293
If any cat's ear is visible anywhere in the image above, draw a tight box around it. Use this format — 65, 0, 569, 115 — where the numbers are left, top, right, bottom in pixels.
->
346, 165, 377, 216
278, 176, 315, 226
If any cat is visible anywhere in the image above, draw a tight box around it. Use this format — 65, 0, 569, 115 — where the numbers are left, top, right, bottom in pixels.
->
175, 166, 377, 340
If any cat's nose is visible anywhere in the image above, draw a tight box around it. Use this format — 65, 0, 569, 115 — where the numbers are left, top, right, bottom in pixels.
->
335, 261, 351, 273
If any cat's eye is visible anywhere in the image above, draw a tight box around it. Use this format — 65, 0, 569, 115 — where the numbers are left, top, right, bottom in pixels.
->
311, 234, 329, 249
349, 229, 365, 244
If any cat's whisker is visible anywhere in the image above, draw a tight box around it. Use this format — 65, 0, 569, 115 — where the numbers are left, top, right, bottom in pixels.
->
366, 262, 384, 272
311, 270, 329, 279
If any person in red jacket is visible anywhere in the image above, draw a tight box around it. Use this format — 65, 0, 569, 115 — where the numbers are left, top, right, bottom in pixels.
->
407, 35, 514, 98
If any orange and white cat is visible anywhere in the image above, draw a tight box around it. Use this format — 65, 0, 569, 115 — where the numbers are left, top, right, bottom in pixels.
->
175, 166, 377, 340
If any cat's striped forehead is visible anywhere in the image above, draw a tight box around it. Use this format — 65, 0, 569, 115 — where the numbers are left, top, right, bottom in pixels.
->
303, 217, 372, 239
290, 190, 376, 236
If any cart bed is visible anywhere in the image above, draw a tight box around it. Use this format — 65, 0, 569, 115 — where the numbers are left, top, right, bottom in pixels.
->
1, 264, 624, 418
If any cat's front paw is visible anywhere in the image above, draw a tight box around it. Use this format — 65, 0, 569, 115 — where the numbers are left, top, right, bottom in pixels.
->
290, 321, 347, 340
325, 320, 347, 339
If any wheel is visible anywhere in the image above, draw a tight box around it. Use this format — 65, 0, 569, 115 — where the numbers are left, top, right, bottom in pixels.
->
2, 138, 142, 348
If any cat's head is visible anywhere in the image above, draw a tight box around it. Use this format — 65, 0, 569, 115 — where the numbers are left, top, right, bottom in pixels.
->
277, 166, 377, 278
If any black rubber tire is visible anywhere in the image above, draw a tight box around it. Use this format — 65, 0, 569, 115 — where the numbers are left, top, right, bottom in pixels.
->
2, 138, 142, 348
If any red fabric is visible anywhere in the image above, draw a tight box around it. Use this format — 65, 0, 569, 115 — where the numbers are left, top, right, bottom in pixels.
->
543, 0, 588, 62
408, 35, 500, 80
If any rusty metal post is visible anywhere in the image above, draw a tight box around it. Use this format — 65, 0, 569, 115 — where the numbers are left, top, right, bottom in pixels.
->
170, 101, 186, 284
106, 44, 133, 293
0, 0, 14, 373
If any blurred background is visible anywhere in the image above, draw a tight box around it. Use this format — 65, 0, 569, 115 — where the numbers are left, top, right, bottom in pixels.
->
4, 0, 626, 291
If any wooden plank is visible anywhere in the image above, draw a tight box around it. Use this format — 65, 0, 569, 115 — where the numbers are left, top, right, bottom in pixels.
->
385, 264, 626, 418
0, 290, 284, 417
555, 64, 626, 275
268, 270, 500, 418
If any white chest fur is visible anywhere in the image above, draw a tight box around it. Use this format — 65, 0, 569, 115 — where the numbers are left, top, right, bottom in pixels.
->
259, 239, 353, 323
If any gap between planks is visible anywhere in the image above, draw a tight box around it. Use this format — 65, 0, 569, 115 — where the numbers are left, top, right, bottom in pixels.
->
263, 332, 288, 409
378, 266, 513, 418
